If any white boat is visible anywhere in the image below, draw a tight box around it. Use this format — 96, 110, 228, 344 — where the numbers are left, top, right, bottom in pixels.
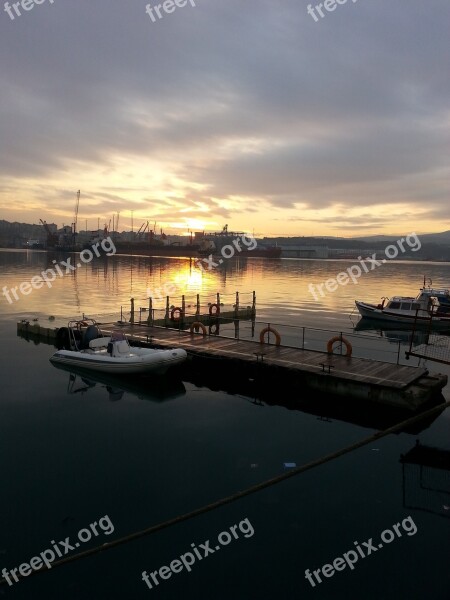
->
50, 321, 187, 375
355, 285, 450, 328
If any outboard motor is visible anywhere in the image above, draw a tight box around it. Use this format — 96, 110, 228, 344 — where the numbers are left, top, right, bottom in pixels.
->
81, 325, 101, 349
56, 327, 71, 350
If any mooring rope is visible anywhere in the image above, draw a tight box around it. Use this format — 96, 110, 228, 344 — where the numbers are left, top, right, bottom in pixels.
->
1, 398, 449, 586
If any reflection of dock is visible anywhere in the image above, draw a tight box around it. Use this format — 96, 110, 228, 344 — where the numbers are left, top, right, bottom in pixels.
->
48, 345, 445, 435
17, 319, 448, 410
400, 441, 450, 519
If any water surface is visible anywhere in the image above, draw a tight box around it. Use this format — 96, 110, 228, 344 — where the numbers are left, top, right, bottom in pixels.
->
0, 250, 449, 599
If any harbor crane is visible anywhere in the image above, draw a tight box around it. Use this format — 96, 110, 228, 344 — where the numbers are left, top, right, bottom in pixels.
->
72, 190, 80, 247
72, 190, 80, 235
39, 219, 58, 248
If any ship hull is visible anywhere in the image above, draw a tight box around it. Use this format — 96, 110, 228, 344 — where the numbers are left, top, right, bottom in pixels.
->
112, 243, 200, 257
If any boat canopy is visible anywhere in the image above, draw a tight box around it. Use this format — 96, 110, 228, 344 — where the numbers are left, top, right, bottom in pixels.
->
111, 331, 127, 342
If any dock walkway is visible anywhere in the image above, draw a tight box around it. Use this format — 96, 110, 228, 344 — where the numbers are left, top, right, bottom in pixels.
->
17, 320, 447, 409
100, 323, 427, 390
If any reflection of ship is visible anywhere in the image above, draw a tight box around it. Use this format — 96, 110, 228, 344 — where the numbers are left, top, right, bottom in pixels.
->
353, 318, 439, 345
51, 361, 186, 402
197, 225, 282, 258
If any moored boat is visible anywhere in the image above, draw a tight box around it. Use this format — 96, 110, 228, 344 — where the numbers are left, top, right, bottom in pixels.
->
50, 320, 187, 375
355, 284, 450, 328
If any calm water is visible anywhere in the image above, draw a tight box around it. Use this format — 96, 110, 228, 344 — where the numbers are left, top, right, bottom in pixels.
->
0, 250, 449, 599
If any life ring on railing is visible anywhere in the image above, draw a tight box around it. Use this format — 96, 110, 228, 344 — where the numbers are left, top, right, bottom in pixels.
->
190, 321, 207, 336
259, 326, 281, 346
209, 321, 220, 336
327, 336, 352, 357
209, 303, 220, 316
170, 307, 183, 322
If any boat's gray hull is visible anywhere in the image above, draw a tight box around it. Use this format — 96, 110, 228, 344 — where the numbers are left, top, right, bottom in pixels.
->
355, 301, 450, 328
50, 349, 187, 375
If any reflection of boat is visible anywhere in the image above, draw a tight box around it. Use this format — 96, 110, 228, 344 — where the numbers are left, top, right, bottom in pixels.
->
51, 361, 186, 402
355, 284, 450, 328
353, 318, 439, 345
50, 319, 187, 375
197, 225, 282, 258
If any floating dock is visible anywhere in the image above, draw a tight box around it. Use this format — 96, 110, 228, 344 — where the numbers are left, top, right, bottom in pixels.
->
17, 319, 448, 411
124, 291, 256, 328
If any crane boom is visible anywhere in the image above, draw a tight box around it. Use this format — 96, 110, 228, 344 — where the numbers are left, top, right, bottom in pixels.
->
39, 219, 58, 247
73, 190, 80, 234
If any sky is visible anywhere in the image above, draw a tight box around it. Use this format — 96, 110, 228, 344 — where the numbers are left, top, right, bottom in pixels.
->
0, 0, 449, 238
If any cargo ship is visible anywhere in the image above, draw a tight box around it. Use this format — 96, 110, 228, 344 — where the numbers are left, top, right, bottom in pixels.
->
197, 225, 282, 258
111, 230, 200, 257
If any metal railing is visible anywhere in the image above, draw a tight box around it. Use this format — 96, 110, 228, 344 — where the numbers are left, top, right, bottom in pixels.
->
115, 304, 406, 365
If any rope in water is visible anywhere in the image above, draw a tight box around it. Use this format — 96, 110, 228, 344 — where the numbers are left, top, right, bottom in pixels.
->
2, 398, 449, 586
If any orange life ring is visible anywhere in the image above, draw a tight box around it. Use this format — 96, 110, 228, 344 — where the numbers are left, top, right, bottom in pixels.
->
259, 326, 281, 346
327, 336, 352, 357
170, 307, 183, 321
209, 303, 220, 316
190, 321, 207, 336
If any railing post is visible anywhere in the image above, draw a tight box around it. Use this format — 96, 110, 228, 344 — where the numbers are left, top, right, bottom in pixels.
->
235, 291, 239, 318
165, 296, 170, 327
120, 305, 123, 322
147, 297, 153, 325
234, 318, 240, 340
252, 291, 256, 318
196, 293, 200, 316
130, 298, 135, 324
181, 295, 186, 331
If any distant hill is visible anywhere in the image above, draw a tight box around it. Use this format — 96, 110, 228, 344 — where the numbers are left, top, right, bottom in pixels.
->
353, 231, 450, 244
263, 230, 450, 261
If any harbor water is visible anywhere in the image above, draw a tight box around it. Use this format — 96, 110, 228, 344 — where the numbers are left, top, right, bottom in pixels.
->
0, 250, 449, 599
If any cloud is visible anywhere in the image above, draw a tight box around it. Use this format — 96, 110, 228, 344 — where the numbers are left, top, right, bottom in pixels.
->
0, 0, 449, 234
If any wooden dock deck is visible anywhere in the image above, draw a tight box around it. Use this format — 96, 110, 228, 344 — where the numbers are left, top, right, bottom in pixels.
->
17, 320, 448, 410
101, 323, 426, 390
